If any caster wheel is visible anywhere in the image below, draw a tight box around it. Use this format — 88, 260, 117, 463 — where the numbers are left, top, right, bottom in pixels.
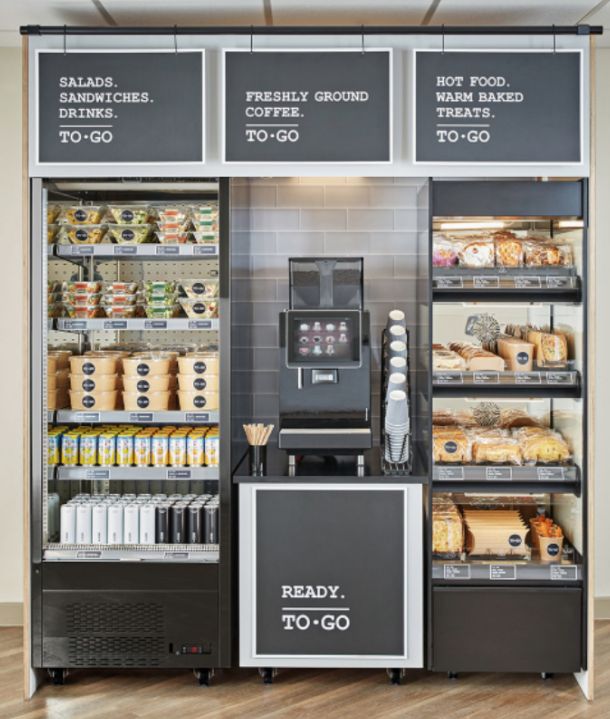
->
194, 668, 214, 686
447, 672, 458, 680
386, 668, 403, 685
48, 668, 66, 685
258, 667, 275, 684
541, 672, 554, 680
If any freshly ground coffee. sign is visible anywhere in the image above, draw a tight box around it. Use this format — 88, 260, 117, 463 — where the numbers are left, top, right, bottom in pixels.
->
37, 51, 204, 164
415, 50, 581, 163
224, 50, 391, 163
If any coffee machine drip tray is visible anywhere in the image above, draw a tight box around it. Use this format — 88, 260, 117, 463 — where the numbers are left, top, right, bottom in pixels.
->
279, 427, 372, 453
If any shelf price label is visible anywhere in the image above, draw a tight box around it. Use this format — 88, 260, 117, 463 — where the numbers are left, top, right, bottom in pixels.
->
536, 466, 566, 481
74, 412, 100, 422
434, 372, 463, 385
489, 564, 517, 580
550, 565, 578, 581
129, 412, 153, 422
114, 245, 137, 255
144, 320, 167, 329
63, 320, 87, 330
485, 466, 512, 481
514, 276, 542, 289
546, 276, 572, 289
85, 469, 110, 480
103, 320, 127, 330
70, 246, 94, 256
193, 245, 218, 256
436, 466, 464, 481
546, 372, 573, 385
188, 320, 212, 329
185, 412, 210, 423
515, 372, 541, 384
435, 276, 464, 289
156, 245, 180, 255
473, 371, 499, 384
443, 564, 471, 580
473, 276, 500, 289
167, 469, 192, 479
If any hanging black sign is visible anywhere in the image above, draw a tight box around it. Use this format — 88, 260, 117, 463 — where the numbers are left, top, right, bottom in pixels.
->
415, 50, 581, 164
36, 51, 204, 164
223, 50, 392, 163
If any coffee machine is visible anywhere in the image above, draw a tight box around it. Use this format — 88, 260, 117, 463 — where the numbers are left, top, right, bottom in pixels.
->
278, 257, 372, 471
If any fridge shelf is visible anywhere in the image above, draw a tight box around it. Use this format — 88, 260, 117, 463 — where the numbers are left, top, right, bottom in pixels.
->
55, 410, 219, 425
54, 466, 219, 481
43, 543, 219, 563
52, 243, 219, 261
432, 557, 582, 584
433, 370, 580, 398
54, 318, 219, 332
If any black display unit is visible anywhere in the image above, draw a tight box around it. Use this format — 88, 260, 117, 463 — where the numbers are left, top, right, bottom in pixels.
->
427, 179, 588, 676
29, 179, 233, 686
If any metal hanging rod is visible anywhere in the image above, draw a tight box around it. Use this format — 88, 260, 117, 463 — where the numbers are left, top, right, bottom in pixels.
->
20, 24, 603, 37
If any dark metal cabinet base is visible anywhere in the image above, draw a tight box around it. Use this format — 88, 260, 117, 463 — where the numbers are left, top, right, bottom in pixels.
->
38, 563, 220, 669
432, 586, 582, 674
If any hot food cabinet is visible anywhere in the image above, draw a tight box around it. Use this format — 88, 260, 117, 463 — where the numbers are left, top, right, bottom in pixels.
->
28, 179, 232, 686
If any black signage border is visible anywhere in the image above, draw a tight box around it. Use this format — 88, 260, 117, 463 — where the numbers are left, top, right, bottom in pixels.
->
34, 48, 206, 166
222, 48, 393, 165
413, 49, 583, 166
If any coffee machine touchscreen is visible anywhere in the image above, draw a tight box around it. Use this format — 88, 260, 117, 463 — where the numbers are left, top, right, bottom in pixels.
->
287, 312, 361, 366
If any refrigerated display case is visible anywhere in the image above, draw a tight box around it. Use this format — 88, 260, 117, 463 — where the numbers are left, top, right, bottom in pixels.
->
427, 179, 588, 677
29, 179, 232, 685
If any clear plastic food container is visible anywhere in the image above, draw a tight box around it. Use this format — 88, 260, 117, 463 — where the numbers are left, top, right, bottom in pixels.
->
59, 206, 105, 225
48, 224, 59, 244
144, 280, 176, 295
63, 304, 102, 319
155, 230, 190, 244
47, 205, 61, 224
57, 224, 107, 245
143, 304, 180, 319
62, 292, 102, 307
62, 281, 103, 293
106, 224, 153, 245
103, 305, 138, 318
158, 207, 189, 225
179, 279, 219, 300
102, 293, 138, 306
104, 282, 139, 294
178, 299, 218, 319
107, 205, 151, 224
191, 232, 219, 245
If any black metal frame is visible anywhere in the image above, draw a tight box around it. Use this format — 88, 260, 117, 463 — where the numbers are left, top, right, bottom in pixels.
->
20, 25, 603, 36
427, 178, 589, 674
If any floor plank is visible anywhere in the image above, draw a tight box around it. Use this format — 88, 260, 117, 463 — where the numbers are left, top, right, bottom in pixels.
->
1, 623, 609, 718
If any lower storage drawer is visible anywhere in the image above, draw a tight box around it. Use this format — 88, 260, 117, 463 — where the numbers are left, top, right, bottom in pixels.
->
432, 586, 582, 673
39, 563, 219, 669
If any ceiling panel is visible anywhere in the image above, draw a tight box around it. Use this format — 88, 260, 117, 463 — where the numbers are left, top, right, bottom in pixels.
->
0, 0, 105, 46
102, 0, 265, 26
432, 0, 597, 26
270, 0, 431, 25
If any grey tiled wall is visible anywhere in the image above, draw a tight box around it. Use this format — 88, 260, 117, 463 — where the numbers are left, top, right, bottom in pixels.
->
230, 177, 426, 443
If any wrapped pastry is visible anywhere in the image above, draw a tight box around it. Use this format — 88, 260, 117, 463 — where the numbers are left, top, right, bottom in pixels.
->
520, 433, 571, 464
472, 436, 523, 465
512, 426, 553, 440
432, 409, 457, 427
527, 329, 568, 366
495, 237, 524, 267
496, 336, 535, 371
433, 426, 471, 463
433, 235, 458, 267
464, 509, 529, 557
499, 409, 541, 429
524, 240, 573, 267
458, 238, 495, 269
433, 501, 464, 557
449, 343, 505, 372
433, 347, 466, 371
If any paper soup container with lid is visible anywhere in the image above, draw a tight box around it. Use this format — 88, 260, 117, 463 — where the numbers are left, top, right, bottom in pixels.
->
123, 374, 171, 393
177, 374, 219, 392
70, 373, 119, 392
177, 390, 219, 411
122, 356, 171, 377
123, 391, 170, 411
70, 354, 118, 376
178, 353, 219, 375
70, 390, 118, 411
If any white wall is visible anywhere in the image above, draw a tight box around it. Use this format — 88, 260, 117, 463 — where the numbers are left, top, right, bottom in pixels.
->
594, 48, 610, 602
0, 47, 23, 612
0, 44, 607, 616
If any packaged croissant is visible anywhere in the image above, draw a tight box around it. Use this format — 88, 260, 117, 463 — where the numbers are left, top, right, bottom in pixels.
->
494, 236, 524, 267
471, 435, 523, 465
433, 234, 459, 268
433, 426, 472, 463
527, 328, 568, 366
524, 239, 573, 267
520, 432, 571, 464
457, 237, 495, 269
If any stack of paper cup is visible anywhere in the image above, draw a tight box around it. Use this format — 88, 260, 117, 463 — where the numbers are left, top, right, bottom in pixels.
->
386, 309, 406, 331
384, 389, 410, 464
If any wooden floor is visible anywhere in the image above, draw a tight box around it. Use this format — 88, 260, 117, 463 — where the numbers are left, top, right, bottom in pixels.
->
2, 623, 610, 719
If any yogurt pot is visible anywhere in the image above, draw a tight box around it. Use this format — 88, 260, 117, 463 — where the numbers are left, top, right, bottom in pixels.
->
70, 373, 119, 392
122, 355, 171, 377
177, 374, 219, 392
70, 354, 119, 376
69, 390, 118, 411
123, 391, 170, 411
123, 374, 171, 393
177, 390, 219, 411
177, 353, 219, 376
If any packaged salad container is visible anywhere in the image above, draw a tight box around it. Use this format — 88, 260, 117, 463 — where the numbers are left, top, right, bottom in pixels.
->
107, 224, 153, 245
179, 279, 219, 300
107, 205, 151, 224
59, 205, 105, 225
178, 299, 218, 319
57, 224, 107, 245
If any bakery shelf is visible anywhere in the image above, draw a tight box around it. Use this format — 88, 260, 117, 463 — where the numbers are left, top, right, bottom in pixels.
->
54, 318, 219, 332
433, 369, 581, 398
55, 409, 219, 425
433, 463, 579, 482
53, 243, 219, 261
43, 543, 219, 563
432, 557, 582, 584
54, 466, 219, 481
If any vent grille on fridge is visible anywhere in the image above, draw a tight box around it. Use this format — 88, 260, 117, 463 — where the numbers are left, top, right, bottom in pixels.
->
66, 602, 164, 634
68, 636, 164, 667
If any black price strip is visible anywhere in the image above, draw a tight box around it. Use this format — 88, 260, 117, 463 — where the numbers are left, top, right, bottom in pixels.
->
437, 466, 464, 481
436, 276, 464, 289
434, 372, 464, 384
85, 469, 110, 480
144, 320, 168, 329
185, 412, 210, 423
167, 469, 192, 479
103, 320, 127, 330
485, 466, 512, 481
114, 245, 138, 255
473, 371, 499, 384
536, 466, 566, 481
489, 564, 517, 580
156, 245, 180, 255
473, 276, 500, 289
515, 372, 542, 384
193, 245, 217, 255
546, 372, 573, 384
514, 276, 542, 289
188, 320, 212, 329
74, 412, 100, 422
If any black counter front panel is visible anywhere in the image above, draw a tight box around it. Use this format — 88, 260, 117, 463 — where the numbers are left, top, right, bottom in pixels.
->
255, 488, 404, 656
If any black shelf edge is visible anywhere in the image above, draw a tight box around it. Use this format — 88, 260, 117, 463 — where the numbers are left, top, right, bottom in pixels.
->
433, 384, 581, 398
432, 288, 582, 303
433, 480, 580, 496
432, 559, 583, 584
